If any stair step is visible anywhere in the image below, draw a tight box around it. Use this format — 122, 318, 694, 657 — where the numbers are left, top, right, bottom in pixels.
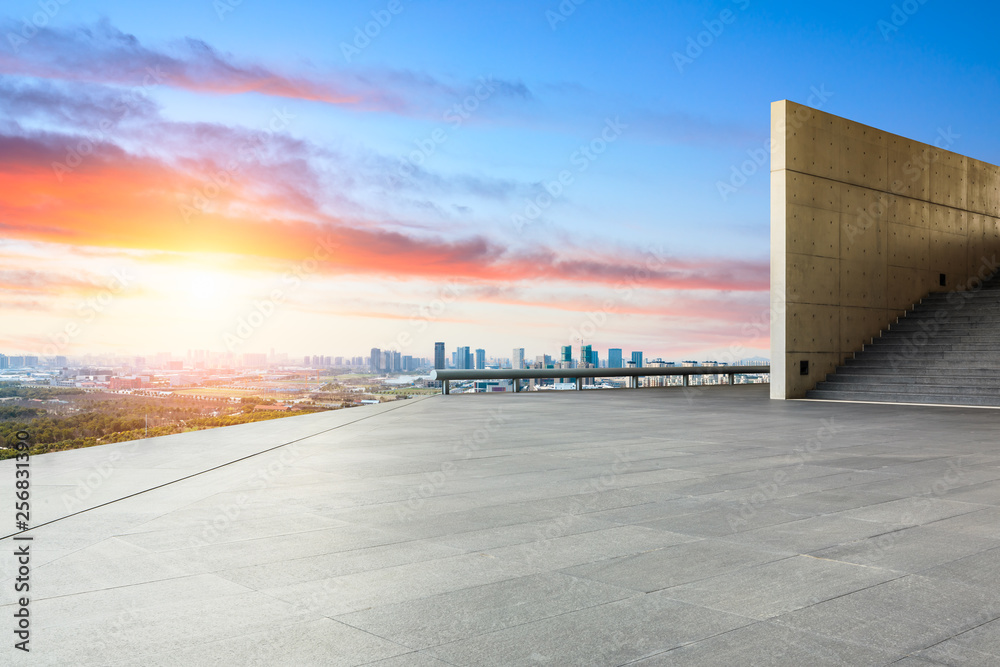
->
872, 333, 1000, 342
833, 367, 1000, 379
867, 343, 1000, 351
824, 375, 1000, 387
814, 381, 1000, 396
814, 275, 1000, 406
805, 389, 1000, 407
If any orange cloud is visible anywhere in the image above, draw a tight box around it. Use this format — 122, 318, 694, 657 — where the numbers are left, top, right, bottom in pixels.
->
0, 131, 767, 294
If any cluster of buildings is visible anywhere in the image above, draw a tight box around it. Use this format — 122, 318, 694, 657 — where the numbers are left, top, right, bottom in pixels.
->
433, 343, 649, 371
367, 348, 430, 374
0, 354, 51, 369
424, 343, 768, 393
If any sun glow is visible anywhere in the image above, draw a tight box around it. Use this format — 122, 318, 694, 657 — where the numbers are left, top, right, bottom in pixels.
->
172, 266, 239, 309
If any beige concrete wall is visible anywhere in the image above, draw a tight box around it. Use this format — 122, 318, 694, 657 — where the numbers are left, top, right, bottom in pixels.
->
770, 100, 1000, 399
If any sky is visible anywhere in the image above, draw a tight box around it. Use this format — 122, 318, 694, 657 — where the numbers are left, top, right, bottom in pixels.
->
1, 0, 999, 363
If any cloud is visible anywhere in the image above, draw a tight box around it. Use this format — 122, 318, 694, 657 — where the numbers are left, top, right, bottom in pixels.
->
0, 19, 533, 116
0, 77, 160, 128
465, 288, 769, 324
0, 62, 765, 301
0, 125, 766, 293
0, 270, 100, 294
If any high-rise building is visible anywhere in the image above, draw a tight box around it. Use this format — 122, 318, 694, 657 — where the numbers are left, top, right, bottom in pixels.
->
434, 342, 445, 369
512, 348, 525, 370
392, 350, 401, 372
241, 354, 266, 369
608, 348, 623, 368
402, 355, 414, 371
535, 354, 553, 368
475, 349, 486, 370
0, 354, 8, 370
631, 351, 644, 368
580, 345, 592, 368
370, 347, 382, 372
454, 346, 471, 370
644, 359, 675, 387
561, 346, 572, 363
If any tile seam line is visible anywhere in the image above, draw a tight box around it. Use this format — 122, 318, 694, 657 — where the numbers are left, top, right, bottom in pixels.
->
0, 397, 430, 542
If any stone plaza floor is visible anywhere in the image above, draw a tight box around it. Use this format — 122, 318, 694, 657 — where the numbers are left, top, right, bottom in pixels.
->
2, 384, 1000, 665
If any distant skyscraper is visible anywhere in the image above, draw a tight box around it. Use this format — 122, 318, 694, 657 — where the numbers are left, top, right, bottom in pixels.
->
434, 342, 445, 369
455, 346, 471, 370
512, 348, 525, 369
608, 348, 623, 368
561, 346, 572, 363
580, 345, 592, 368
370, 347, 382, 372
0, 354, 7, 370
241, 354, 265, 368
631, 351, 644, 368
475, 349, 486, 370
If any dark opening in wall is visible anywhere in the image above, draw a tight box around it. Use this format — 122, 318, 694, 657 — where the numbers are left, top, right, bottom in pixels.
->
940, 274, 947, 287
800, 360, 809, 376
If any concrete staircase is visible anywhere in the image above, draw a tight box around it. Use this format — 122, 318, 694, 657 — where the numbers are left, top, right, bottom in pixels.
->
806, 275, 1000, 406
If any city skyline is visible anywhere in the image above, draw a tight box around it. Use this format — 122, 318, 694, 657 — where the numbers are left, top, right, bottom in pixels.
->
3, 2, 999, 361
0, 342, 768, 370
